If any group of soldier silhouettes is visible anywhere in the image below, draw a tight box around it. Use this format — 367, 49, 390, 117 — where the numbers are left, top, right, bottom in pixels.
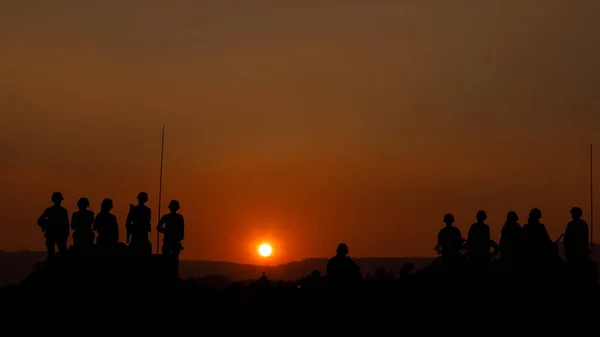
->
36, 191, 185, 264
324, 207, 593, 287
436, 207, 590, 272
35, 191, 595, 285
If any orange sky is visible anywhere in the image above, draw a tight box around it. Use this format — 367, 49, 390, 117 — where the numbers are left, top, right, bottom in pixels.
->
1, 0, 599, 264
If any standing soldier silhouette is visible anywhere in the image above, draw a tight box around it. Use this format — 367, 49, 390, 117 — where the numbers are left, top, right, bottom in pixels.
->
71, 197, 95, 251
93, 198, 119, 249
437, 213, 464, 267
467, 210, 498, 271
522, 208, 553, 273
499, 211, 524, 271
157, 200, 185, 278
37, 192, 70, 260
126, 192, 152, 255
563, 207, 590, 267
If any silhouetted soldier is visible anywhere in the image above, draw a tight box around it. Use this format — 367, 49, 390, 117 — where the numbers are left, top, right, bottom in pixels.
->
522, 208, 553, 270
71, 197, 95, 250
326, 243, 361, 288
499, 211, 523, 270
437, 214, 463, 266
37, 192, 70, 260
93, 198, 119, 249
125, 192, 152, 255
157, 200, 185, 278
563, 207, 590, 267
467, 210, 497, 270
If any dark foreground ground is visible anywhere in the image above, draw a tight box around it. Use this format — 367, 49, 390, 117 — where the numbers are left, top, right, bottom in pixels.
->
0, 254, 598, 332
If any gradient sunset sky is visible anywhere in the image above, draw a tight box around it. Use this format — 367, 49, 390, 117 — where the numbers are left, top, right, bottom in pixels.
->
1, 0, 599, 264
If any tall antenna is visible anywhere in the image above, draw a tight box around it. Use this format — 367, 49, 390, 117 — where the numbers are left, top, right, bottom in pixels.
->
591, 143, 594, 257
156, 125, 165, 255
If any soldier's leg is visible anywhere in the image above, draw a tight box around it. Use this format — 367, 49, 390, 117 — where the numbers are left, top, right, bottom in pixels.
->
173, 248, 181, 278
57, 239, 68, 256
45, 237, 55, 260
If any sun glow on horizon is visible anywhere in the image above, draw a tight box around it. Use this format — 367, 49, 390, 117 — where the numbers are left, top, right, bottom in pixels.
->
258, 243, 272, 257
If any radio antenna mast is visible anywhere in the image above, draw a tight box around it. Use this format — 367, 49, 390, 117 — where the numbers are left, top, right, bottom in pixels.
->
591, 144, 594, 257
156, 125, 165, 255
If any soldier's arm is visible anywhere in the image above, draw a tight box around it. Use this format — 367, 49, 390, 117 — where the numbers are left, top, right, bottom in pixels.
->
156, 215, 166, 232
125, 205, 134, 227
543, 227, 552, 243
181, 216, 185, 241
70, 213, 76, 230
125, 206, 133, 241
63, 209, 70, 234
114, 216, 120, 241
37, 209, 48, 230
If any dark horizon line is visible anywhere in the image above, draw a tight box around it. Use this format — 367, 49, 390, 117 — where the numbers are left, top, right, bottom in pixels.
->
5, 243, 600, 266
0, 249, 440, 263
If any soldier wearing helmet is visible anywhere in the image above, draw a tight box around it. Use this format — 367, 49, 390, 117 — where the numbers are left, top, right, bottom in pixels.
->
467, 210, 497, 270
326, 243, 361, 288
563, 206, 590, 267
70, 197, 95, 249
499, 211, 523, 270
157, 200, 185, 278
437, 213, 464, 265
37, 192, 70, 260
522, 208, 553, 266
126, 192, 152, 255
93, 198, 119, 248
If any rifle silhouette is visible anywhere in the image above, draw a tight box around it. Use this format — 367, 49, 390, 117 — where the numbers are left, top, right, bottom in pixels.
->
435, 234, 565, 265
490, 234, 565, 259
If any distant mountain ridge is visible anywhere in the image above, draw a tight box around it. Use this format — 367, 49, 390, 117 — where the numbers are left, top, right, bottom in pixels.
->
0, 250, 434, 287
2, 243, 600, 287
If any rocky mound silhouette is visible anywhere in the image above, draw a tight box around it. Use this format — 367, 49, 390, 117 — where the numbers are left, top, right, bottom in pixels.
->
0, 249, 434, 287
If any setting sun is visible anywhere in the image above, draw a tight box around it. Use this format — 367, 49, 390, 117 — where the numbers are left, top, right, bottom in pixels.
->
258, 244, 272, 257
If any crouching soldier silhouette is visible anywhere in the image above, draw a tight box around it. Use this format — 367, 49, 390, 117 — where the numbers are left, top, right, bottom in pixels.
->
157, 200, 185, 279
126, 192, 152, 255
37, 192, 70, 260
71, 197, 95, 252
326, 243, 361, 289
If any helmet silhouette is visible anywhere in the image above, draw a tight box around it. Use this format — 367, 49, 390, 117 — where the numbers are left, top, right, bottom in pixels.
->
77, 197, 90, 209
444, 213, 455, 224
168, 200, 180, 211
507, 211, 519, 222
51, 192, 64, 202
101, 198, 113, 209
529, 208, 542, 220
137, 192, 148, 203
336, 243, 349, 256
570, 207, 583, 217
476, 210, 487, 221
